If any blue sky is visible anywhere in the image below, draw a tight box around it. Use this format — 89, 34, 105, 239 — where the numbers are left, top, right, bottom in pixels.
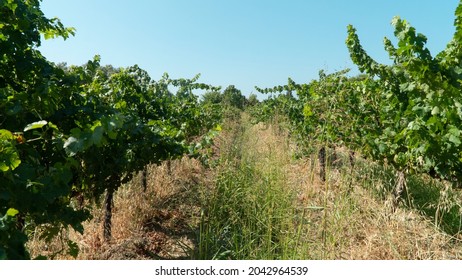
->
40, 0, 460, 98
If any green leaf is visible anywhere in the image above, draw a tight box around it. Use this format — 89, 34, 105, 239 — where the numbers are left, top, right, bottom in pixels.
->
104, 116, 124, 140
47, 122, 59, 131
431, 106, 440, 115
90, 126, 104, 146
6, 208, 19, 217
378, 143, 387, 153
0, 129, 14, 140
0, 139, 21, 171
6, 0, 18, 12
449, 135, 461, 146
67, 240, 79, 258
303, 104, 313, 117
24, 120, 48, 132
63, 136, 84, 156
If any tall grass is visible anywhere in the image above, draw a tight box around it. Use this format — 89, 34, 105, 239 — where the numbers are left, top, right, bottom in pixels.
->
197, 116, 308, 259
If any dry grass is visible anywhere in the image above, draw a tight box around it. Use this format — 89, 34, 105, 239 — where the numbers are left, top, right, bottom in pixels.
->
28, 157, 208, 259
285, 143, 462, 259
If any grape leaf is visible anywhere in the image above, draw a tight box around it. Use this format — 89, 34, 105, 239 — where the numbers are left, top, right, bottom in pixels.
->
23, 120, 48, 132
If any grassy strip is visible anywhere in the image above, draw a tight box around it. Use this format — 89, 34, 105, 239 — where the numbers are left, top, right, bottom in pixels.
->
197, 115, 308, 259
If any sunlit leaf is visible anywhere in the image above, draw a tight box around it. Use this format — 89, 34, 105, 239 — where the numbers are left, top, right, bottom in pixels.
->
0, 140, 21, 171
63, 136, 84, 156
6, 208, 19, 217
24, 120, 48, 132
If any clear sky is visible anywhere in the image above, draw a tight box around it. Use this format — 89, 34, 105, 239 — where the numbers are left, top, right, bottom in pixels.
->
39, 0, 460, 98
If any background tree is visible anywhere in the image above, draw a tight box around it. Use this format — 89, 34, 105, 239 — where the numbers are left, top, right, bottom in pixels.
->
222, 85, 246, 109
201, 90, 223, 105
246, 93, 259, 107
